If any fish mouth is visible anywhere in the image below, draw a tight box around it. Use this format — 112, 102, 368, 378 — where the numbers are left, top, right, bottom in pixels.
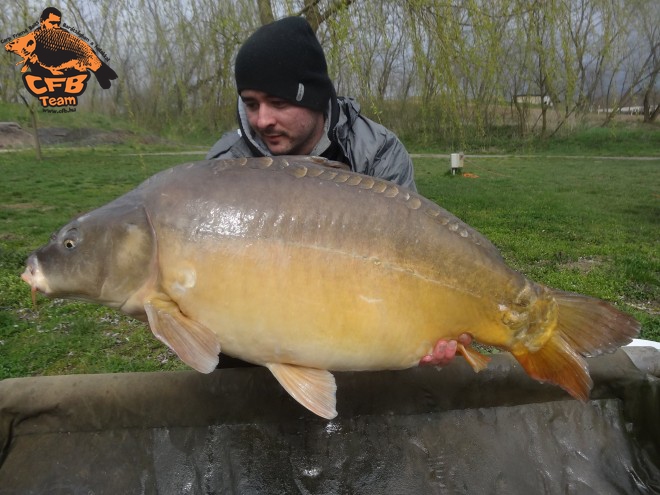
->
21, 255, 51, 306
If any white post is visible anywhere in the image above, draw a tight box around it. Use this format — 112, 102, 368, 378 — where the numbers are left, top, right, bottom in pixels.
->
450, 153, 464, 175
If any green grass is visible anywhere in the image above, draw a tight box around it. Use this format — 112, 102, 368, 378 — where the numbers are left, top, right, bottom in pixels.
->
0, 147, 658, 380
406, 121, 660, 156
0, 101, 134, 135
0, 101, 215, 149
416, 155, 659, 340
533, 124, 660, 157
0, 148, 203, 378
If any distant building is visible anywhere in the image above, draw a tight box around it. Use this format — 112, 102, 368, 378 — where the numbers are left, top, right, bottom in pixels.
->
596, 106, 643, 115
514, 94, 553, 107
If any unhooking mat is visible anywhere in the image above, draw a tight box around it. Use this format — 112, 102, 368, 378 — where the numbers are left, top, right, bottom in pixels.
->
0, 348, 658, 494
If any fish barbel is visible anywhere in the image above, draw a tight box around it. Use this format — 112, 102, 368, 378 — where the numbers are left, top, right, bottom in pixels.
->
21, 156, 639, 418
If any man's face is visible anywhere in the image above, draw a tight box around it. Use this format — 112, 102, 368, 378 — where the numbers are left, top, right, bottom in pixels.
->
240, 90, 325, 155
41, 13, 61, 29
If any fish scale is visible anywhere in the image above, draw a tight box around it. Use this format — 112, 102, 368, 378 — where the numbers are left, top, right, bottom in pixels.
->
33, 28, 100, 70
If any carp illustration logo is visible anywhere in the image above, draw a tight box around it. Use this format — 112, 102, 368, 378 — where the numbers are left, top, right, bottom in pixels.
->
3, 7, 117, 109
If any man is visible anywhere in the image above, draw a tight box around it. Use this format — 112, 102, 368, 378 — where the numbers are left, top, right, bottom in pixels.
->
207, 16, 416, 191
209, 16, 470, 367
39, 7, 63, 30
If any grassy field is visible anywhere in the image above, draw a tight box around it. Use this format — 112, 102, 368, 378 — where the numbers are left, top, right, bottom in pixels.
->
0, 147, 658, 379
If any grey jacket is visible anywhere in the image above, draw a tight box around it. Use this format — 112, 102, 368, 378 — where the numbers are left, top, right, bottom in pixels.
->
206, 96, 417, 191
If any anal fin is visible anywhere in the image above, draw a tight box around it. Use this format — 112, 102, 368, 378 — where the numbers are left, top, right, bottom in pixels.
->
457, 343, 491, 372
267, 363, 338, 419
144, 297, 220, 374
513, 334, 592, 401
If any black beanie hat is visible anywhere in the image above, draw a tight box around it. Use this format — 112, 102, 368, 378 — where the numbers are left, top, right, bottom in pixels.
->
235, 16, 334, 112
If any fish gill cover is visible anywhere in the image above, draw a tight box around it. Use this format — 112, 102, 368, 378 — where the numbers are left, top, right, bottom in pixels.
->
3, 6, 117, 110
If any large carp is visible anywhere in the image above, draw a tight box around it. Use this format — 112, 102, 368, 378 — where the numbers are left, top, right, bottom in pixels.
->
21, 156, 639, 418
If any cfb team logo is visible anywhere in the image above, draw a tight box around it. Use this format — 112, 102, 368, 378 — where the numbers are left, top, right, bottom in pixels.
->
3, 7, 117, 109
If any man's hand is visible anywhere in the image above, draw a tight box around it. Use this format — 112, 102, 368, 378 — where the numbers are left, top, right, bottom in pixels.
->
419, 333, 473, 367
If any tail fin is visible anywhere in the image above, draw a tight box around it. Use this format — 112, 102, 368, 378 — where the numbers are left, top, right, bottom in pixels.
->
552, 290, 639, 356
93, 62, 118, 89
513, 290, 639, 401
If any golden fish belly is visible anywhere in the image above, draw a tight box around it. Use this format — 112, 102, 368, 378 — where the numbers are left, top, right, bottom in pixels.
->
159, 237, 515, 371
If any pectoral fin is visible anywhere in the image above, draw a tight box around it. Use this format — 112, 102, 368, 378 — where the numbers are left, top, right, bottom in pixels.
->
144, 297, 220, 373
267, 363, 338, 419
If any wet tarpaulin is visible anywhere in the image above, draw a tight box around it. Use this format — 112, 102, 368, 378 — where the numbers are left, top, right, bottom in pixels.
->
0, 348, 658, 495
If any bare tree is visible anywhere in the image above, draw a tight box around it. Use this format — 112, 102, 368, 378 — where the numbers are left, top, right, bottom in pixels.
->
634, 0, 660, 122
2, 0, 657, 144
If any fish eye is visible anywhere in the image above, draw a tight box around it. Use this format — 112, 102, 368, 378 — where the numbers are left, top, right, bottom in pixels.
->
58, 227, 80, 251
61, 228, 79, 250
